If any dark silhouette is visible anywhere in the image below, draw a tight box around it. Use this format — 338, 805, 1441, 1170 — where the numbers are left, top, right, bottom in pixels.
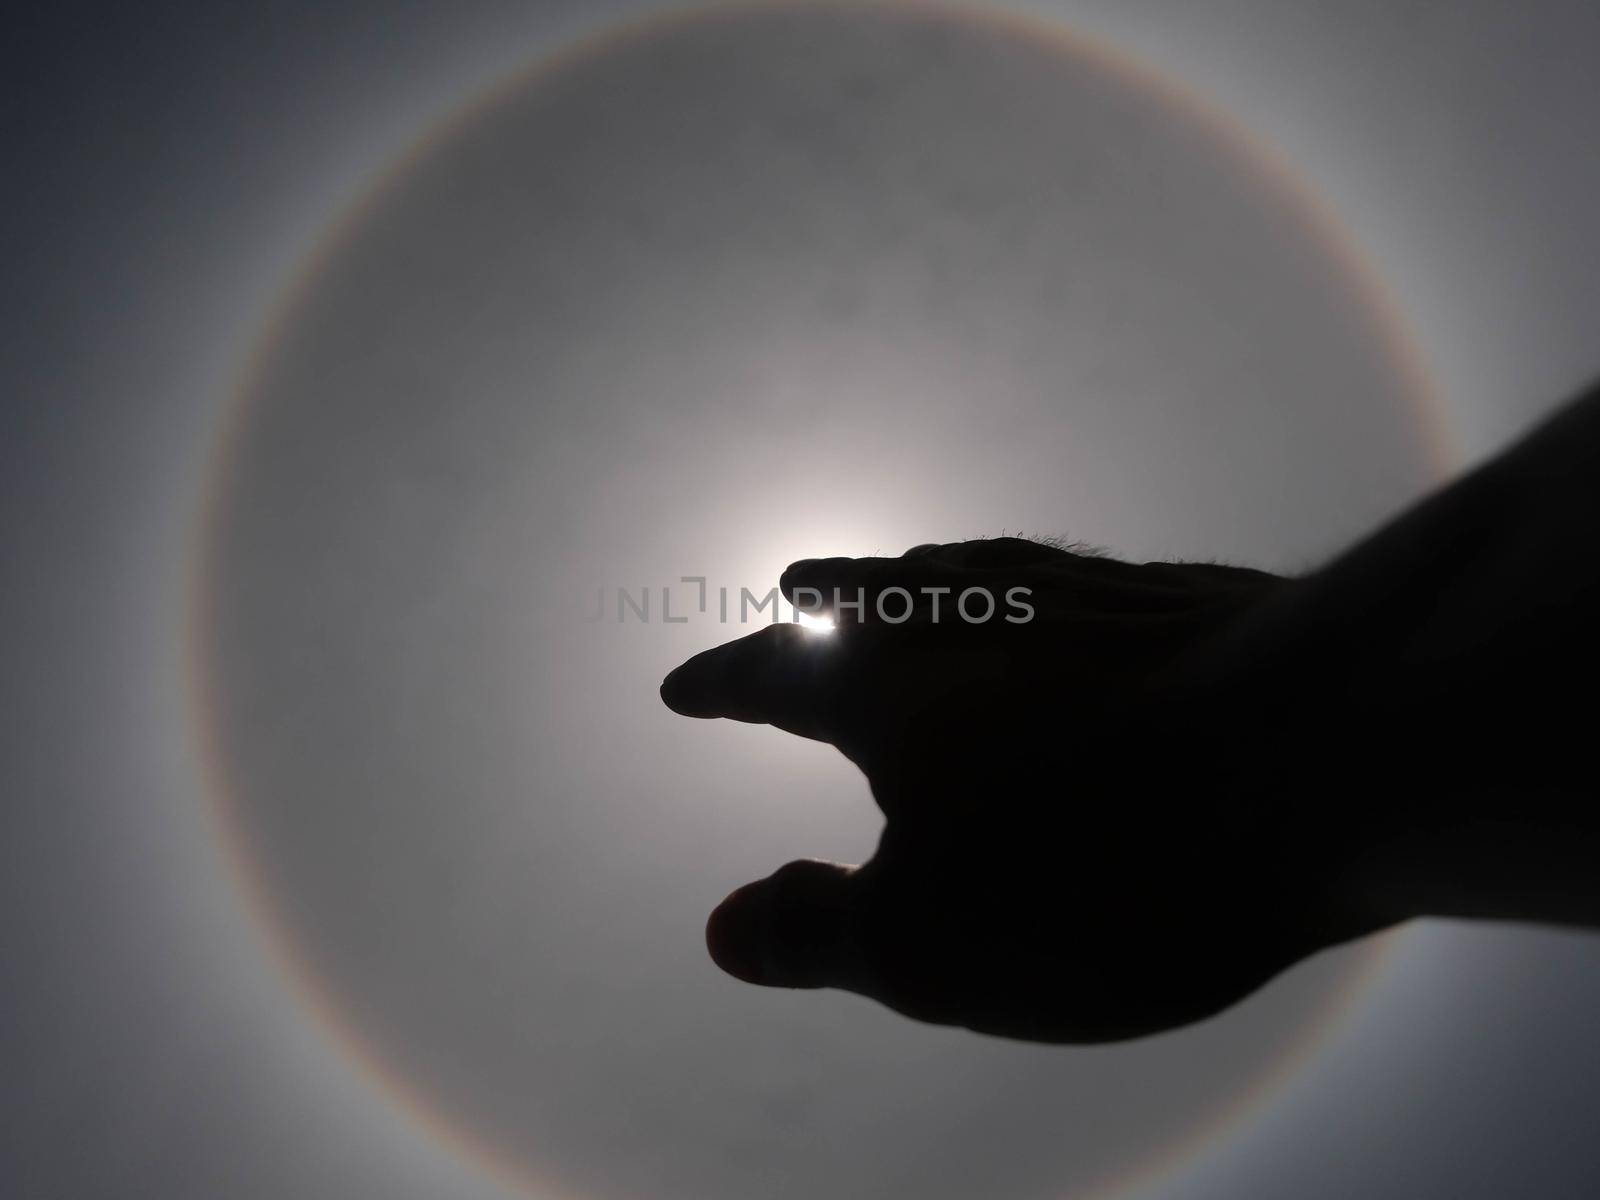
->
661, 381, 1600, 1043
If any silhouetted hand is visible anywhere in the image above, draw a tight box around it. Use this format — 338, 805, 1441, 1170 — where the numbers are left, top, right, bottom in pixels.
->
661, 381, 1600, 1042
661, 537, 1387, 1041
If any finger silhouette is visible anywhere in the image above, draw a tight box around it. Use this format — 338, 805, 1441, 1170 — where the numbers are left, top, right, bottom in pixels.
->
780, 538, 1108, 625
659, 623, 842, 741
780, 554, 965, 623
706, 859, 875, 991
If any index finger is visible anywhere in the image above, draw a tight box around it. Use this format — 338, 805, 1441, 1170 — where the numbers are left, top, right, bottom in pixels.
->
660, 622, 844, 743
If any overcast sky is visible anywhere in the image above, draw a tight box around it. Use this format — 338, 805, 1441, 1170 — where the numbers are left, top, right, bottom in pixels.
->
5, 3, 1600, 1199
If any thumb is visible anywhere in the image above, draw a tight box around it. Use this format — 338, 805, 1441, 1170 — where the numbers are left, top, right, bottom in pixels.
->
706, 859, 872, 991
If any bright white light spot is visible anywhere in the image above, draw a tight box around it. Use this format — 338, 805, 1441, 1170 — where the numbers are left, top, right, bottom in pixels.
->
797, 611, 836, 634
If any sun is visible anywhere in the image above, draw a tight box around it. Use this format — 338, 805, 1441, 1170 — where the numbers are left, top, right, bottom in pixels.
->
796, 611, 836, 634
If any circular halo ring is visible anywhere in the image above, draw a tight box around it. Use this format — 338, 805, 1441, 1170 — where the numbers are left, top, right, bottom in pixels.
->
185, 3, 1450, 1197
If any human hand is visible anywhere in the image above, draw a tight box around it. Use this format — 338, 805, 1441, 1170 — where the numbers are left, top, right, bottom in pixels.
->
661, 537, 1389, 1042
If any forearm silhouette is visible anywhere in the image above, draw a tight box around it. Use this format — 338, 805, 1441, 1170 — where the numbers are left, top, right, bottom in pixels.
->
661, 380, 1600, 1043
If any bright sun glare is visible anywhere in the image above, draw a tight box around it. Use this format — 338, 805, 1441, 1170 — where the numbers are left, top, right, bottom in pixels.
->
797, 611, 836, 634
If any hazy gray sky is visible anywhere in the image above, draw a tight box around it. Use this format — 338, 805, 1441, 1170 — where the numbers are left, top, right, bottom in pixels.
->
5, 3, 1600, 1199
